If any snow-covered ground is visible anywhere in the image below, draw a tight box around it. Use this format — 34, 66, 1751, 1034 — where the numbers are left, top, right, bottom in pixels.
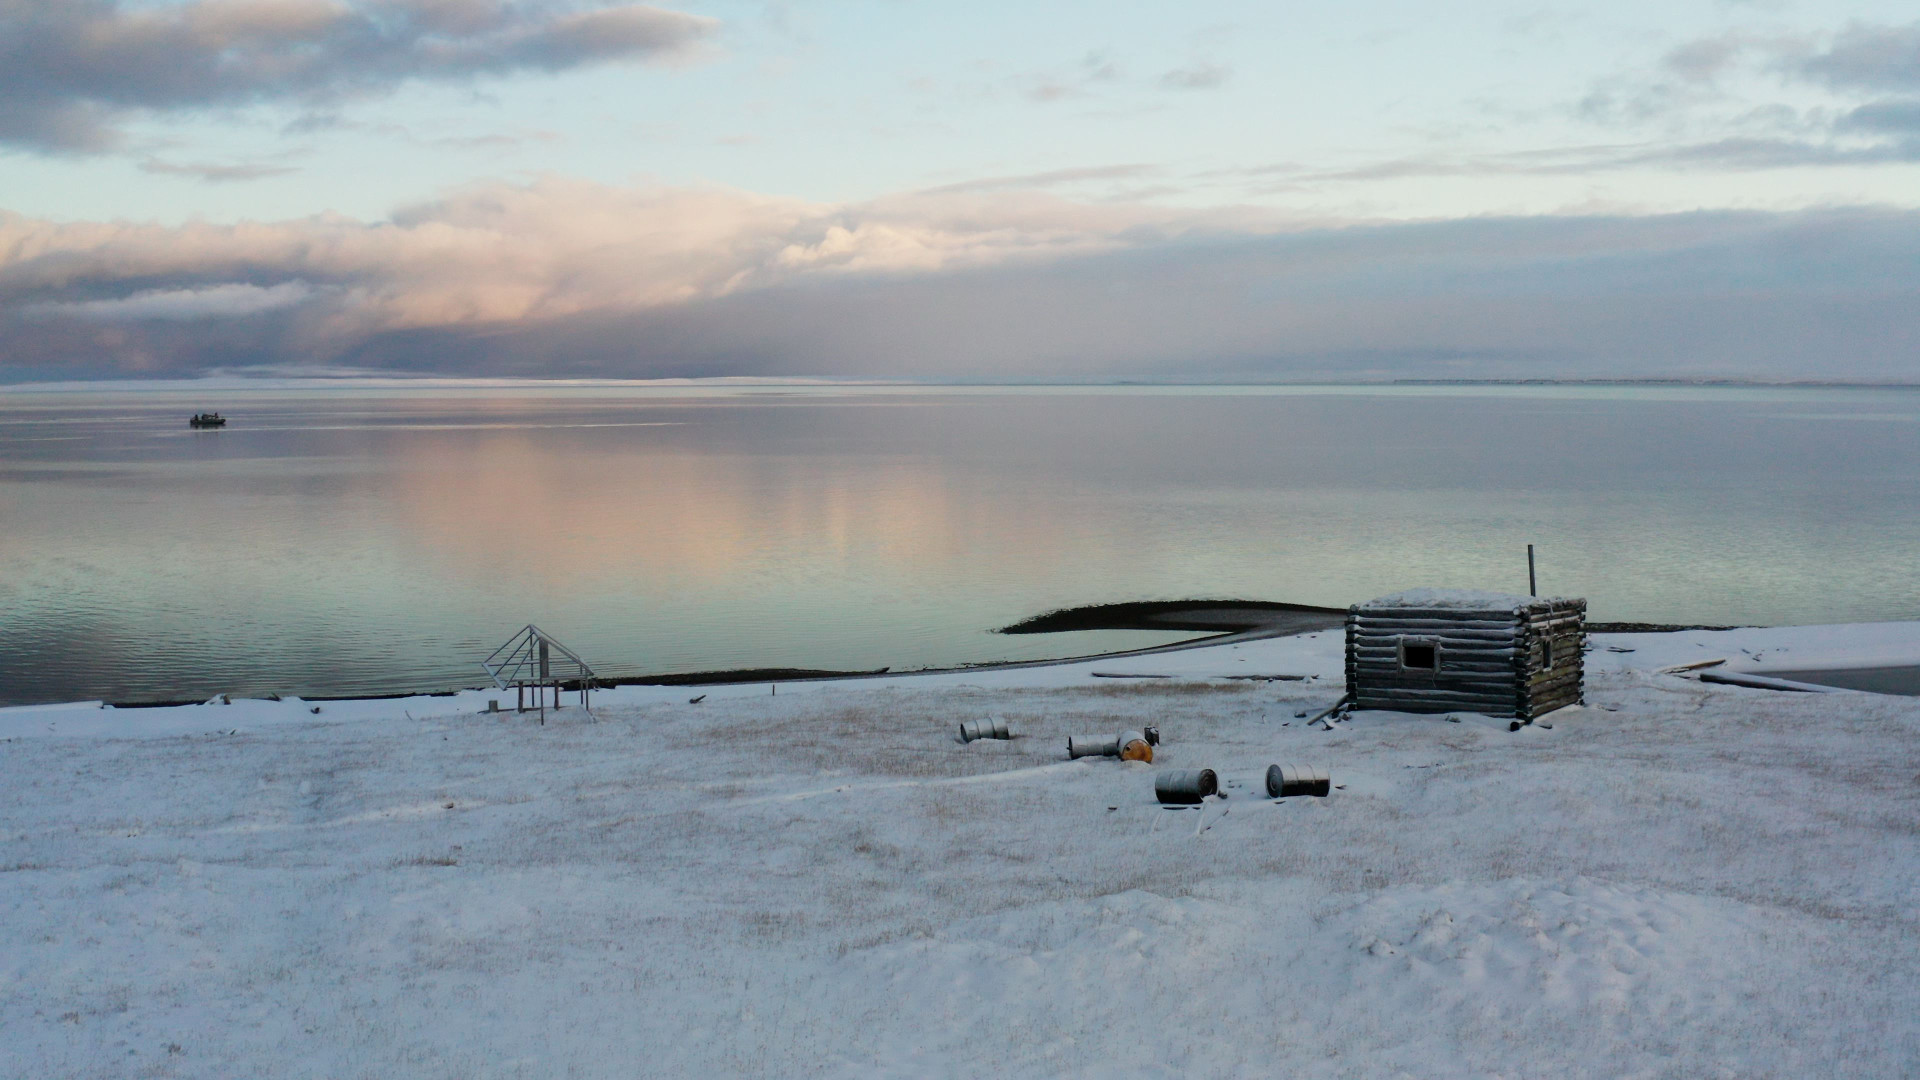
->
3, 624, 1917, 1078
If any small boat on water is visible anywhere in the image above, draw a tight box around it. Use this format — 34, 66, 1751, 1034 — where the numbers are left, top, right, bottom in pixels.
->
189, 412, 227, 428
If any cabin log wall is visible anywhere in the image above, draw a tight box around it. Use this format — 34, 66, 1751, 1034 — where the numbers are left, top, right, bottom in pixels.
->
1345, 597, 1585, 720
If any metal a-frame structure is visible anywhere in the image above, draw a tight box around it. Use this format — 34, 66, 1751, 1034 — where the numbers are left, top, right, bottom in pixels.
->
481, 625, 600, 722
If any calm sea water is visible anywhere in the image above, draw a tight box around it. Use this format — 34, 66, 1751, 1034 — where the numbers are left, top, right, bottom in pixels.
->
2, 382, 1918, 706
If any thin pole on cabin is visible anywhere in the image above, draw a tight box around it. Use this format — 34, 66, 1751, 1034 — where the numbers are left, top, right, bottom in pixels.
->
1527, 544, 1537, 596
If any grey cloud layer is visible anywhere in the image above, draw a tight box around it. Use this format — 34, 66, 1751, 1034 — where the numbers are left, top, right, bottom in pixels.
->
2, 181, 1915, 383
1802, 21, 1920, 91
1226, 20, 1920, 190
1542, 21, 1920, 176
0, 0, 716, 151
1811, 23, 1920, 141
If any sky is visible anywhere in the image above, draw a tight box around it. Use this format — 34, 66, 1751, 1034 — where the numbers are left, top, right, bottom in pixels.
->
1, 0, 1918, 382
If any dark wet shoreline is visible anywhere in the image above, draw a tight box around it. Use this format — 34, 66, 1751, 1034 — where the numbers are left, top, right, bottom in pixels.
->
97, 601, 1754, 708
998, 598, 1739, 638
999, 599, 1348, 636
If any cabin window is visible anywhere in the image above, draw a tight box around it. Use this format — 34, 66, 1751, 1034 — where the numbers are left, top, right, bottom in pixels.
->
1399, 641, 1438, 671
1541, 638, 1555, 670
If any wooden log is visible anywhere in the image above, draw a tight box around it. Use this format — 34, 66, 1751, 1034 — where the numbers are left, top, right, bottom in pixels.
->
1352, 671, 1520, 684
1350, 640, 1523, 653
1344, 630, 1520, 638
1352, 607, 1524, 619
1351, 682, 1520, 698
1344, 630, 1520, 645
1357, 668, 1518, 684
1304, 699, 1349, 726
1356, 698, 1521, 713
1532, 680, 1583, 697
1659, 658, 1727, 673
1353, 698, 1521, 712
1355, 639, 1522, 652
1367, 673, 1522, 687
1350, 654, 1521, 670
1349, 613, 1524, 624
1349, 650, 1521, 667
1349, 641, 1522, 655
1353, 688, 1524, 707
1350, 671, 1521, 685
1353, 601, 1582, 618
1353, 666, 1560, 680
1351, 699, 1512, 714
1358, 687, 1520, 703
1530, 687, 1584, 708
1344, 622, 1520, 638
1350, 658, 1521, 673
1346, 617, 1524, 630
1355, 683, 1523, 697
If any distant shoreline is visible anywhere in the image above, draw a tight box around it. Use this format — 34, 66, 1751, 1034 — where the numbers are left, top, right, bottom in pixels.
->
5, 375, 1920, 393
90, 599, 1743, 709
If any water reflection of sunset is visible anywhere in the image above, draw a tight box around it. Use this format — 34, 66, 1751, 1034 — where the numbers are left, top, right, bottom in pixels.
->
386, 434, 1091, 594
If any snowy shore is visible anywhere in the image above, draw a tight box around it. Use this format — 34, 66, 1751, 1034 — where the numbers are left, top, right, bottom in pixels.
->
3, 623, 1917, 1077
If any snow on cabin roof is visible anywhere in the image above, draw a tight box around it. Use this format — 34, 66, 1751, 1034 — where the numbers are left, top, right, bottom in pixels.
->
1359, 588, 1540, 612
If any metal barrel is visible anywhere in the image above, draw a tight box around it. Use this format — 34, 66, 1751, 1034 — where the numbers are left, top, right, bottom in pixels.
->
1155, 769, 1218, 804
1119, 734, 1153, 763
1068, 733, 1120, 758
1142, 726, 1161, 746
959, 717, 1012, 743
1265, 763, 1331, 798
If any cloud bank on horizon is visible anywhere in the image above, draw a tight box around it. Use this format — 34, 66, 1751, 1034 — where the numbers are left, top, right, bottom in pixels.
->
1, 1, 1918, 383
